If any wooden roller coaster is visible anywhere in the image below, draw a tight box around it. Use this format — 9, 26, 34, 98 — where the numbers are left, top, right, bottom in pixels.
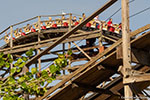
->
1, 0, 150, 100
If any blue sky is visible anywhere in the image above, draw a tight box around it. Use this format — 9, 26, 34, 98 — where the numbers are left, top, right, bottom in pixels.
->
0, 0, 149, 32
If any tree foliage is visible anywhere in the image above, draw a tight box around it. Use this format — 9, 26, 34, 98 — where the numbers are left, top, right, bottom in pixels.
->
0, 49, 72, 100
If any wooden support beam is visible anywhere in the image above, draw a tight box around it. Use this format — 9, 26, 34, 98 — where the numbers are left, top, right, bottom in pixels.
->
72, 41, 91, 60
68, 13, 72, 71
124, 73, 150, 84
26, 0, 118, 68
10, 26, 13, 69
72, 82, 119, 96
63, 43, 65, 75
102, 35, 117, 42
38, 16, 41, 72
122, 0, 133, 99
68, 42, 71, 72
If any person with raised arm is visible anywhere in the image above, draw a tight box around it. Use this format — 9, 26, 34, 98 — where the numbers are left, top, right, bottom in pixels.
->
94, 16, 102, 29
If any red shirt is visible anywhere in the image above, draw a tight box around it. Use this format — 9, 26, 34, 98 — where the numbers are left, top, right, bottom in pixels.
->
41, 26, 46, 30
86, 22, 91, 27
52, 24, 57, 28
107, 21, 112, 27
74, 22, 79, 26
119, 25, 122, 29
31, 27, 36, 32
63, 22, 68, 27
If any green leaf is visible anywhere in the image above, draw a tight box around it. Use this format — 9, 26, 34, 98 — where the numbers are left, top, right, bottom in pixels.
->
21, 56, 28, 62
36, 89, 40, 94
10, 67, 17, 74
21, 82, 27, 89
7, 54, 11, 59
61, 59, 67, 67
49, 65, 57, 74
26, 72, 33, 78
47, 78, 52, 83
4, 88, 9, 92
17, 68, 21, 73
14, 58, 22, 67
41, 70, 49, 78
17, 97, 24, 100
8, 58, 13, 63
0, 52, 4, 58
58, 54, 65, 58
8, 77, 15, 85
14, 62, 19, 67
17, 58, 23, 64
0, 60, 5, 67
31, 67, 37, 74
2, 57, 7, 61
3, 96, 8, 100
18, 76, 25, 83
25, 49, 34, 57
5, 62, 10, 68
67, 50, 72, 55
0, 81, 3, 84
40, 81, 44, 86
18, 62, 26, 68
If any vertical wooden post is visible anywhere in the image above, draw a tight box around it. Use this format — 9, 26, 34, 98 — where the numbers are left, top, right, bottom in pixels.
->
122, 0, 133, 100
99, 27, 103, 47
62, 43, 65, 75
10, 26, 13, 69
38, 16, 41, 73
35, 50, 38, 72
68, 13, 72, 70
10, 26, 13, 49
69, 13, 72, 30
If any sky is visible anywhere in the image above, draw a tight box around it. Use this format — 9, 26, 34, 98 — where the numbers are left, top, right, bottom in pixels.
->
0, 0, 150, 33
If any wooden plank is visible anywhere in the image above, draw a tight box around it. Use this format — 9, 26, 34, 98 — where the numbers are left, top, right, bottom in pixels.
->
38, 16, 42, 72
72, 82, 118, 96
72, 41, 91, 60
10, 26, 13, 49
122, 0, 133, 98
40, 13, 70, 17
102, 35, 117, 42
123, 73, 150, 84
130, 24, 150, 38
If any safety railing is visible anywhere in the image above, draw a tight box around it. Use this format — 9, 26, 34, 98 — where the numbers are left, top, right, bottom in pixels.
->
0, 13, 83, 49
